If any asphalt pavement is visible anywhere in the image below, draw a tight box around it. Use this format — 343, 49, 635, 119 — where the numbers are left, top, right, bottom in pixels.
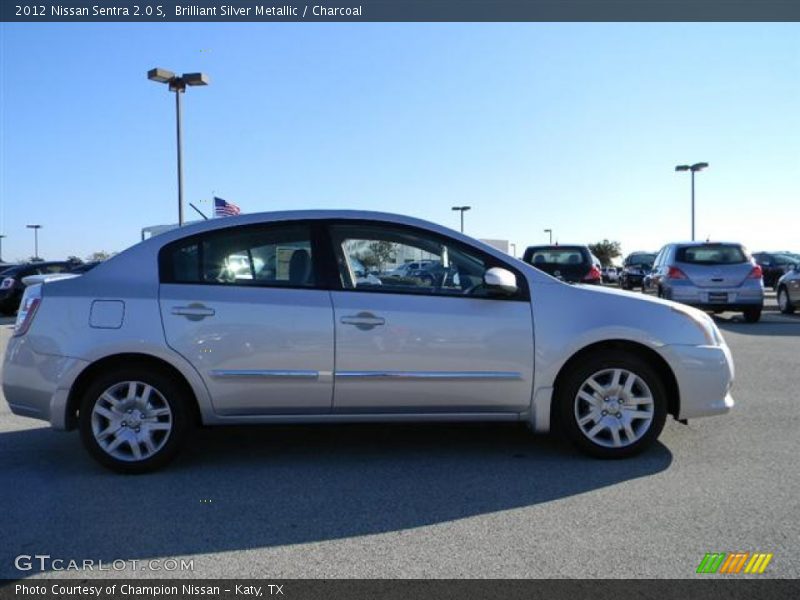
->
1, 294, 798, 579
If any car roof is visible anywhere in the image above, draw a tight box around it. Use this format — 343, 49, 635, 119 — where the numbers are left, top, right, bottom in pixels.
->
667, 241, 744, 247
49, 209, 554, 293
525, 245, 588, 250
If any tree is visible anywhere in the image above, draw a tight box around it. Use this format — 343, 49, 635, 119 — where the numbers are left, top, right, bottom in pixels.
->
86, 251, 111, 262
66, 255, 83, 264
368, 241, 396, 270
588, 240, 622, 267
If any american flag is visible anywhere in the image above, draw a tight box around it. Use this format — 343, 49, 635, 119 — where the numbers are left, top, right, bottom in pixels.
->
214, 197, 241, 217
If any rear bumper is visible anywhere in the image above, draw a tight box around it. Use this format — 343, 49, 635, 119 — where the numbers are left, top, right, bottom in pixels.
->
682, 303, 761, 312
2, 336, 88, 430
660, 343, 735, 419
666, 284, 763, 310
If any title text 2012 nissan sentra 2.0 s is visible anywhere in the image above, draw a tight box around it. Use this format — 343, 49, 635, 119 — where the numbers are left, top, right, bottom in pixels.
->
2, 211, 734, 473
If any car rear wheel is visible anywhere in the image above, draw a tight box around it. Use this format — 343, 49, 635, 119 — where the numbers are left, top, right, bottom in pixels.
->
778, 288, 795, 314
79, 366, 190, 473
743, 307, 762, 323
555, 350, 667, 459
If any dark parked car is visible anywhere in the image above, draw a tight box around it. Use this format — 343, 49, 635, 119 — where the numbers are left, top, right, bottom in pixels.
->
619, 252, 656, 290
777, 264, 800, 314
0, 261, 75, 315
752, 252, 798, 289
521, 245, 601, 284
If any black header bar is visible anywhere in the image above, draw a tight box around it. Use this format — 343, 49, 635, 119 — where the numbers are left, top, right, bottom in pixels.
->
3, 0, 800, 22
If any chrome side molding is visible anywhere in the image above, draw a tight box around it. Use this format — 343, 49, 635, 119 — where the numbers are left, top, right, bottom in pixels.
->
335, 371, 523, 380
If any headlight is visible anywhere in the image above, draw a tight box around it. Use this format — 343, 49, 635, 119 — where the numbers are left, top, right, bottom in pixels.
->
670, 304, 722, 346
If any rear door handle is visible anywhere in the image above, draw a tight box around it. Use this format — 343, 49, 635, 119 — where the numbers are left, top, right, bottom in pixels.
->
172, 304, 215, 320
341, 312, 385, 330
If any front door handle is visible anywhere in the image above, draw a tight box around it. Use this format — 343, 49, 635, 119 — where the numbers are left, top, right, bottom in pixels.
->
172, 304, 216, 321
341, 312, 385, 331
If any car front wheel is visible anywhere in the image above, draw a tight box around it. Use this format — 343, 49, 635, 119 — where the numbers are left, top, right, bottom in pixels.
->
556, 350, 667, 458
79, 366, 190, 473
778, 288, 795, 314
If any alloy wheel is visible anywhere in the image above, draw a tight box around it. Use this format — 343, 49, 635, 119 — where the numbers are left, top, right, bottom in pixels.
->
90, 381, 173, 462
573, 368, 655, 448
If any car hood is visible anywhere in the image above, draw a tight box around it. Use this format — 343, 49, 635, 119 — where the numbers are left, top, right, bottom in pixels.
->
532, 278, 719, 347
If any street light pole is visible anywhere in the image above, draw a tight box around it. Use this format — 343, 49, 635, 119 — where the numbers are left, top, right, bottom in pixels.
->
451, 206, 471, 233
675, 162, 709, 241
175, 87, 184, 227
26, 225, 42, 260
544, 228, 553, 244
148, 68, 210, 226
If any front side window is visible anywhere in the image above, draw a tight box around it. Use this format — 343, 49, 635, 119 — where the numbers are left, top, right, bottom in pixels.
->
329, 223, 509, 298
162, 224, 315, 287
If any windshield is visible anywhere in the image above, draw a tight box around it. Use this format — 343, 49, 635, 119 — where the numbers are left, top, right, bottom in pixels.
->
677, 244, 748, 265
773, 253, 798, 266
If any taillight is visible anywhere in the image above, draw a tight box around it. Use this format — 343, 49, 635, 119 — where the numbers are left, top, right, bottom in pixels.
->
0, 277, 14, 289
14, 286, 42, 336
667, 266, 688, 280
583, 265, 602, 282
748, 265, 763, 279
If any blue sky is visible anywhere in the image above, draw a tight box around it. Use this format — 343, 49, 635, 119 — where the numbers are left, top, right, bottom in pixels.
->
1, 23, 798, 262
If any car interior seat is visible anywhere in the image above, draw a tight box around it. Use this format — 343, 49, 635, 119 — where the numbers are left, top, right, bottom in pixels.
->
288, 249, 312, 286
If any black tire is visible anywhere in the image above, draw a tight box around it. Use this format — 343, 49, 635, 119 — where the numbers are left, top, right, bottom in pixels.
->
778, 287, 795, 315
79, 365, 191, 474
743, 307, 762, 323
554, 350, 668, 459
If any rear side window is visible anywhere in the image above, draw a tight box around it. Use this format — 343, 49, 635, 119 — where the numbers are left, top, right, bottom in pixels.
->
161, 224, 316, 287
676, 244, 748, 265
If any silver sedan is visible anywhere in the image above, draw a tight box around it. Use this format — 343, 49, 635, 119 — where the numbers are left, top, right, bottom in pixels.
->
2, 211, 734, 472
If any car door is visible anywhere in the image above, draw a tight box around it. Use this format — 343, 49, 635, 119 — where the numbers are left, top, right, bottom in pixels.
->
326, 221, 534, 414
158, 221, 335, 416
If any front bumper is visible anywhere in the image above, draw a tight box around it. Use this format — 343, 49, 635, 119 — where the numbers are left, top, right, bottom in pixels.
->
659, 343, 734, 420
2, 336, 88, 430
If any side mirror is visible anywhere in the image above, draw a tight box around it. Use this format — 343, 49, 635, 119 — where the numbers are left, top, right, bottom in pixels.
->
484, 267, 518, 295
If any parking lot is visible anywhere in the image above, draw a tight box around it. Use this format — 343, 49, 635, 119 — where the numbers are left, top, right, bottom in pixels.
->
1, 291, 798, 579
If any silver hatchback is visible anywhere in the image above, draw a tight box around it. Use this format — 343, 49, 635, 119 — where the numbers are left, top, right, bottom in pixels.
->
648, 242, 764, 322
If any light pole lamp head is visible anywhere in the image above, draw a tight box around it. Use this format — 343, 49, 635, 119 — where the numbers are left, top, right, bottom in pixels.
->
147, 68, 175, 83
691, 162, 709, 171
675, 165, 690, 172
451, 205, 471, 212
183, 72, 210, 86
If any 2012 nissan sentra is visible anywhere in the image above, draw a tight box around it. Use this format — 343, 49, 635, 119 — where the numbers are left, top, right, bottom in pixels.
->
2, 211, 734, 472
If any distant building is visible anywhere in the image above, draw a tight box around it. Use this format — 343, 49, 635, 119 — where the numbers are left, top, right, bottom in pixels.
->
480, 239, 510, 254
